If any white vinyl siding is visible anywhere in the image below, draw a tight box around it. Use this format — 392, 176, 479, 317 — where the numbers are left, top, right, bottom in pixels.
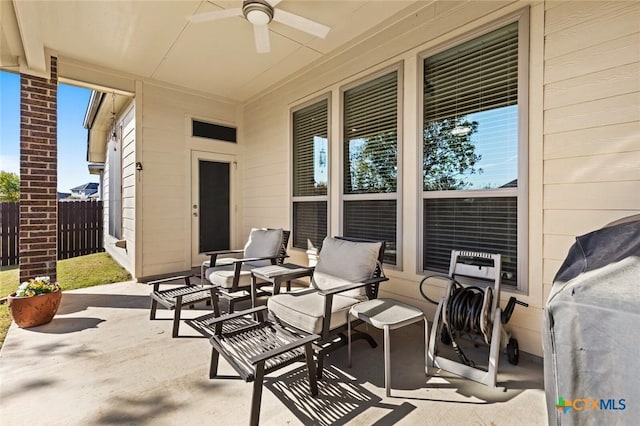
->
141, 83, 240, 277
542, 1, 640, 302
121, 106, 136, 245
103, 100, 136, 275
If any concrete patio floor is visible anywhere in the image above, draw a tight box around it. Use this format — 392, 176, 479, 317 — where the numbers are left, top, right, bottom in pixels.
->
0, 281, 547, 425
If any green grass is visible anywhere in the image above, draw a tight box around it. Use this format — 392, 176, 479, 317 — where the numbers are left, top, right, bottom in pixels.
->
0, 252, 131, 346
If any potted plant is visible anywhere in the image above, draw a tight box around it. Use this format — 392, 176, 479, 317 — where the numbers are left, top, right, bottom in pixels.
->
7, 276, 62, 328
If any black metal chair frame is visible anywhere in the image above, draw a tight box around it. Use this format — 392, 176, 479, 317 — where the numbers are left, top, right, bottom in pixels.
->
149, 231, 290, 337
188, 306, 319, 426
272, 237, 388, 378
204, 230, 290, 313
149, 274, 219, 337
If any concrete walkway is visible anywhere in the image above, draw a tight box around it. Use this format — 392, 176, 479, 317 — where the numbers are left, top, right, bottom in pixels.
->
0, 281, 547, 425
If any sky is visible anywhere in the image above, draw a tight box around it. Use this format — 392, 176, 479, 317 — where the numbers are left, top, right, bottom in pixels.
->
0, 70, 96, 193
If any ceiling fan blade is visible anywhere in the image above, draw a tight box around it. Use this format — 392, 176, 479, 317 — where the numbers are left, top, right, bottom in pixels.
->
273, 9, 330, 39
265, 0, 282, 6
187, 8, 242, 24
253, 24, 271, 53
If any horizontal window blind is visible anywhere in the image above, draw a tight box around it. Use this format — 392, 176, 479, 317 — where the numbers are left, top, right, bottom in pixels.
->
108, 138, 122, 239
292, 99, 329, 251
293, 201, 327, 250
424, 22, 518, 122
422, 20, 522, 286
344, 71, 398, 194
424, 197, 517, 285
344, 200, 397, 265
293, 100, 328, 197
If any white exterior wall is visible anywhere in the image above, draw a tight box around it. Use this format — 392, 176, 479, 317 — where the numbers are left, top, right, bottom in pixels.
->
103, 101, 136, 275
137, 82, 241, 278
241, 1, 640, 357
542, 2, 640, 302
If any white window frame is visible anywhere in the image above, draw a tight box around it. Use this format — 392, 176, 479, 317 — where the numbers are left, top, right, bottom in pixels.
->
418, 9, 529, 292
339, 63, 403, 268
290, 94, 331, 251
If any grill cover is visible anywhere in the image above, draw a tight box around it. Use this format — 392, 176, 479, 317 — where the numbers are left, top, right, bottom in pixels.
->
543, 216, 640, 425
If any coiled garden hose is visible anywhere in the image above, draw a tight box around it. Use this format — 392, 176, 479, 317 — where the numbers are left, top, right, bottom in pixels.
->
420, 275, 494, 366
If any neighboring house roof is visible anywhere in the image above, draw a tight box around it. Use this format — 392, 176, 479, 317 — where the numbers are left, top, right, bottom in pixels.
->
501, 179, 518, 188
57, 192, 71, 200
70, 182, 99, 192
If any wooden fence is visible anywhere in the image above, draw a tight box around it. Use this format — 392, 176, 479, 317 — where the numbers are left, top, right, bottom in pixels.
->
0, 200, 104, 267
1, 202, 19, 267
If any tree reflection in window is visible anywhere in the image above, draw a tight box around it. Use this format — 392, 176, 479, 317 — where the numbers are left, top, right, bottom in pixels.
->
346, 131, 397, 194
423, 117, 481, 191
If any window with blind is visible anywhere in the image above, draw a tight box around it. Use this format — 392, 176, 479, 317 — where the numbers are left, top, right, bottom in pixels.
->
108, 124, 122, 239
422, 18, 527, 288
343, 69, 400, 265
292, 98, 329, 250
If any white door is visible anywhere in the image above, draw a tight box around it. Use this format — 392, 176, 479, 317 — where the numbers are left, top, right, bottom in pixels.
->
191, 151, 236, 267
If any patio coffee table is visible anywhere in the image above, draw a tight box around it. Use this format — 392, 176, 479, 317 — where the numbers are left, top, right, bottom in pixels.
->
250, 263, 314, 307
187, 306, 319, 426
348, 298, 428, 397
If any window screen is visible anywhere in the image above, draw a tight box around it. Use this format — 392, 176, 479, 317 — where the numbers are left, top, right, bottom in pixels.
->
423, 197, 517, 284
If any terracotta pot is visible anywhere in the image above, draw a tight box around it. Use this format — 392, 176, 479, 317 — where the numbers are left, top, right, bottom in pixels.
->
7, 290, 62, 328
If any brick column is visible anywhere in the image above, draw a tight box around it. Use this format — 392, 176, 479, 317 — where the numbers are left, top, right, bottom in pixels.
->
19, 57, 58, 283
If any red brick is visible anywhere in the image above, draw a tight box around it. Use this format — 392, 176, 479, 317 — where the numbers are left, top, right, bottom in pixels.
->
26, 105, 56, 115
27, 131, 56, 139
21, 141, 53, 150
21, 148, 49, 157
19, 226, 55, 234
28, 79, 55, 90
22, 86, 48, 95
22, 124, 50, 132
23, 98, 50, 108
25, 155, 56, 164
23, 170, 57, 178
28, 93, 56, 102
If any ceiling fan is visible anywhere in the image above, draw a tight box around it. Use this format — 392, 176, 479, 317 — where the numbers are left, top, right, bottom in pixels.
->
187, 0, 331, 54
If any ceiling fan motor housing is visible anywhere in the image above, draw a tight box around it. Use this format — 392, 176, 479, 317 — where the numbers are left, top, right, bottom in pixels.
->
242, 0, 274, 25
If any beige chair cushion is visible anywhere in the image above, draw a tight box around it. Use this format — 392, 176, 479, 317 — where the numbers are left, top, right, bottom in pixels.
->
205, 265, 255, 289
244, 228, 283, 267
267, 289, 361, 335
311, 237, 382, 299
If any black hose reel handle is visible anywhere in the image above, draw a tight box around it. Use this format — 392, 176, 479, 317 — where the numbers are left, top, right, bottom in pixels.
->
501, 296, 529, 324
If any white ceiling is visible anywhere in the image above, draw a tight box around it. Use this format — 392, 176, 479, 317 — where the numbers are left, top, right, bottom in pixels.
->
1, 0, 423, 102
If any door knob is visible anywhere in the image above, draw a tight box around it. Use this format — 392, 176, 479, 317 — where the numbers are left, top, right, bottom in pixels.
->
193, 204, 198, 209
193, 212, 198, 217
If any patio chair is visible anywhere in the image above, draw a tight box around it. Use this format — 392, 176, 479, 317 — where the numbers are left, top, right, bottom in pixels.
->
267, 236, 388, 378
149, 274, 219, 338
203, 228, 290, 313
149, 229, 288, 337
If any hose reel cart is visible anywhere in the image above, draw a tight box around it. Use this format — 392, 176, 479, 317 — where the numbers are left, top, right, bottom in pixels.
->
421, 250, 527, 389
